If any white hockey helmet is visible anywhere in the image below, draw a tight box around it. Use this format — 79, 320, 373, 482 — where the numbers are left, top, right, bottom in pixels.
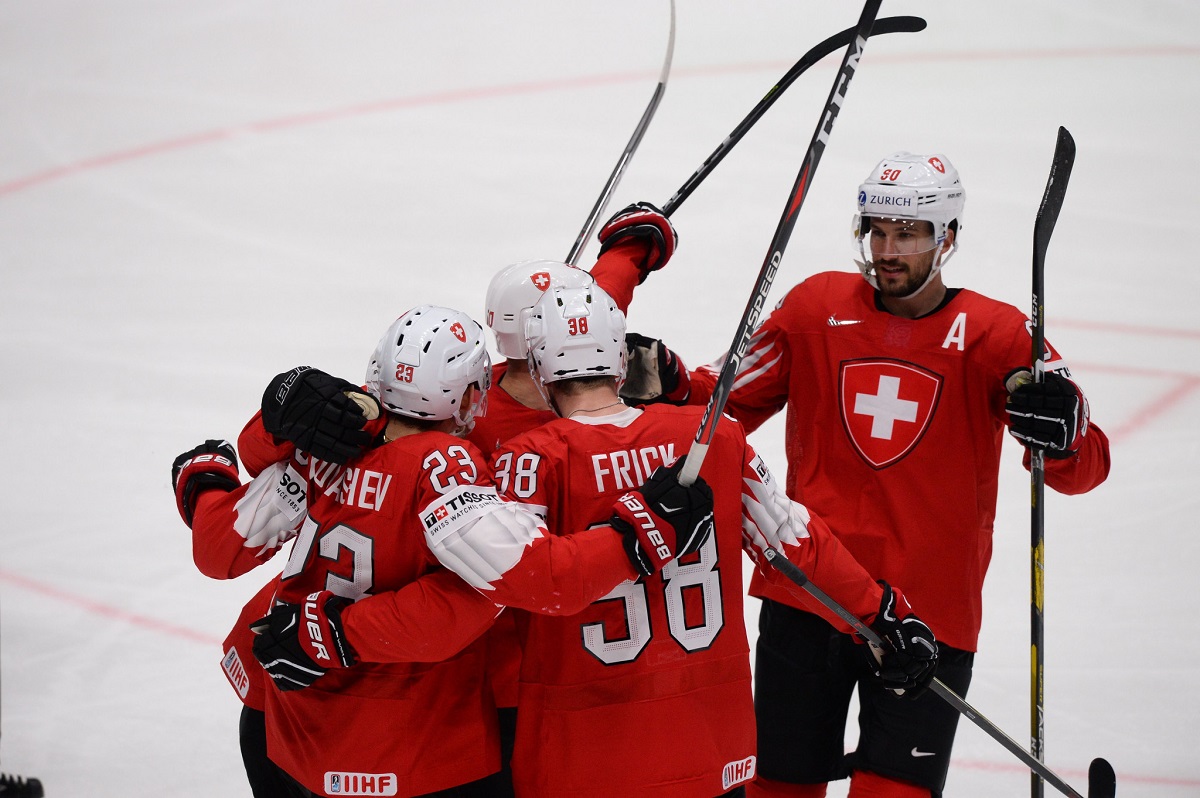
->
364, 305, 491, 432
852, 152, 965, 292
484, 260, 595, 359
525, 280, 627, 389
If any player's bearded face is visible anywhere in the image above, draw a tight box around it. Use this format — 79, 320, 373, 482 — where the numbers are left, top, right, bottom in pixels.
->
867, 218, 940, 297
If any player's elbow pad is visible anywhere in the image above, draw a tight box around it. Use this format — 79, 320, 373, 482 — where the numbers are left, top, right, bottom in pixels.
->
422, 485, 546, 593
233, 461, 306, 552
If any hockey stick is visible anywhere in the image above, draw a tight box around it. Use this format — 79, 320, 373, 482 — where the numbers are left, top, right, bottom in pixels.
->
1029, 125, 1077, 798
661, 14, 926, 218
564, 0, 676, 266
760, 549, 1116, 798
679, 0, 883, 487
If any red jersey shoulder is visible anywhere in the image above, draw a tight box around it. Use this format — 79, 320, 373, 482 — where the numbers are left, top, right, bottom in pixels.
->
490, 418, 571, 491
938, 289, 1044, 363
774, 271, 873, 326
469, 362, 558, 454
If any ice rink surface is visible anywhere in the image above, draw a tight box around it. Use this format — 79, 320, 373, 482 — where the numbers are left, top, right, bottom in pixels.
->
1, 1, 1198, 794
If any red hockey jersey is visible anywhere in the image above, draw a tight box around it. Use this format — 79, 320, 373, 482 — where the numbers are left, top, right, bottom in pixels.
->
205, 421, 642, 795
690, 272, 1111, 651
195, 433, 504, 795
490, 404, 883, 798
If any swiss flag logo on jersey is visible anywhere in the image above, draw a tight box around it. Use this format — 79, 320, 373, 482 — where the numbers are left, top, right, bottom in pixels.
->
531, 271, 552, 291
450, 322, 466, 342
839, 359, 943, 469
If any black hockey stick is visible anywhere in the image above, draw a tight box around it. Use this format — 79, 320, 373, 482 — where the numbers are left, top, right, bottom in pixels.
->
565, 0, 676, 265
679, 0, 883, 486
661, 14, 926, 218
1029, 125, 1078, 798
760, 549, 1116, 798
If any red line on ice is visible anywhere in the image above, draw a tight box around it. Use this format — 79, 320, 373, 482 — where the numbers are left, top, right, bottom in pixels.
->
2, 45, 1196, 197
0, 567, 223, 647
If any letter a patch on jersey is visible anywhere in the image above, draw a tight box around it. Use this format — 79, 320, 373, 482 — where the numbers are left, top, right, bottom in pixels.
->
839, 358, 942, 469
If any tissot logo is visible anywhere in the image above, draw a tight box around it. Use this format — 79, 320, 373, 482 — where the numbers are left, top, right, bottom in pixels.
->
839, 359, 942, 469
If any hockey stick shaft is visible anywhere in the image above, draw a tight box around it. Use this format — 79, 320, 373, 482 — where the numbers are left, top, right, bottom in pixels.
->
565, 0, 676, 266
1030, 125, 1077, 797
759, 548, 1100, 798
661, 14, 926, 218
679, 0, 882, 487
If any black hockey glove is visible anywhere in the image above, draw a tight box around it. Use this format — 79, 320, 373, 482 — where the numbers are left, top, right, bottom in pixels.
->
261, 366, 380, 465
1005, 368, 1088, 458
597, 201, 678, 279
0, 772, 44, 797
171, 440, 240, 528
620, 333, 692, 406
610, 457, 715, 577
863, 582, 938, 696
250, 591, 357, 692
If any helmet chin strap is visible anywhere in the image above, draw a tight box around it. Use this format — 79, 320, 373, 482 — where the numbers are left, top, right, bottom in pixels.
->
857, 239, 957, 300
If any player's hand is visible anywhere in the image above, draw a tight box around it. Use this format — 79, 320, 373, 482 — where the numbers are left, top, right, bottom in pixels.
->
171, 440, 240, 528
620, 333, 691, 406
610, 457, 714, 577
597, 201, 677, 279
1004, 369, 1088, 458
250, 591, 357, 692
863, 582, 938, 696
261, 366, 380, 465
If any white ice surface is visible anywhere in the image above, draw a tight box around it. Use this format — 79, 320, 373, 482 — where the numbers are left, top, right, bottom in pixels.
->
1, 1, 1198, 795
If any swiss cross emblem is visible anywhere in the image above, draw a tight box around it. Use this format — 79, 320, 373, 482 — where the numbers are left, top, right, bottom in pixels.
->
928, 156, 945, 173
839, 359, 942, 469
531, 271, 552, 291
434, 506, 448, 520
450, 322, 466, 342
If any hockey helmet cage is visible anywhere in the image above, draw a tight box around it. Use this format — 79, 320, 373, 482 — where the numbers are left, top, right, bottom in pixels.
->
365, 305, 491, 431
525, 280, 627, 388
484, 260, 594, 359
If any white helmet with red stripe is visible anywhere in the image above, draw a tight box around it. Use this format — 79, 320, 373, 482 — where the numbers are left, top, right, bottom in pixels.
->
525, 281, 627, 388
484, 260, 594, 359
364, 305, 491, 431
852, 152, 965, 292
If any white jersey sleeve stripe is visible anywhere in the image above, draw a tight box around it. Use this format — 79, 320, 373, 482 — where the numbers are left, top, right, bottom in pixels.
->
233, 461, 306, 552
741, 454, 811, 555
421, 484, 546, 592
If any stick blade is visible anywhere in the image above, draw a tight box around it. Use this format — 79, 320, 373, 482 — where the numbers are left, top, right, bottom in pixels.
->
1087, 757, 1116, 798
1033, 126, 1077, 252
873, 15, 927, 35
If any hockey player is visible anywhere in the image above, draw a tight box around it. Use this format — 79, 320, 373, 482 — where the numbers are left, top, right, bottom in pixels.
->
469, 202, 676, 788
173, 202, 677, 798
622, 152, 1112, 797
293, 282, 938, 798
173, 303, 713, 797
